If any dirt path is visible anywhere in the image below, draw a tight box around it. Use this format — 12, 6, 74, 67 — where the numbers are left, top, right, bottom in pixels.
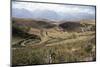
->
12, 31, 95, 49
46, 35, 94, 46
28, 33, 94, 48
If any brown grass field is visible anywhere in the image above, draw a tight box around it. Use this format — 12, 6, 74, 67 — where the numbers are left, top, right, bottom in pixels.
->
12, 18, 96, 65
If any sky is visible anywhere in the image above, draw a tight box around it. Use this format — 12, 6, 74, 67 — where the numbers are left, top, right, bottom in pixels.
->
12, 1, 96, 21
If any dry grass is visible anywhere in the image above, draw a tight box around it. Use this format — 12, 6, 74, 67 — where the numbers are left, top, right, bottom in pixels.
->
12, 31, 96, 65
12, 20, 96, 65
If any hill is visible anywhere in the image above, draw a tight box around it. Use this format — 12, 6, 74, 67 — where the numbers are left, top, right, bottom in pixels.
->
12, 18, 56, 30
12, 18, 96, 65
59, 20, 95, 32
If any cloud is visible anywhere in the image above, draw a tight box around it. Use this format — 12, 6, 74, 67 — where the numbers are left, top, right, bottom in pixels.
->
13, 1, 95, 14
12, 1, 95, 20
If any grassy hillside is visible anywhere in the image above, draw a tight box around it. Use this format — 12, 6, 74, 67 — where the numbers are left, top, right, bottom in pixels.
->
12, 18, 56, 29
12, 18, 96, 66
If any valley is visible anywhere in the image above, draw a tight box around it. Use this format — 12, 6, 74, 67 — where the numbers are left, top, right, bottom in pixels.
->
12, 18, 96, 65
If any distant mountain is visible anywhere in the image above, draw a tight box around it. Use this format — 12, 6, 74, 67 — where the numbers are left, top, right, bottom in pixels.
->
12, 8, 95, 21
32, 9, 60, 20
12, 8, 60, 21
12, 8, 33, 18
59, 12, 95, 21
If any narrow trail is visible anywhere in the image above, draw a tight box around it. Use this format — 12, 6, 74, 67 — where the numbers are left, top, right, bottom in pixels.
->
46, 35, 94, 46
12, 35, 41, 48
29, 33, 94, 48
13, 31, 95, 48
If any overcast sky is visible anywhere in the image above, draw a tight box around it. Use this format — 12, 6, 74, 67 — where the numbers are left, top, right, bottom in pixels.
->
12, 1, 95, 21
